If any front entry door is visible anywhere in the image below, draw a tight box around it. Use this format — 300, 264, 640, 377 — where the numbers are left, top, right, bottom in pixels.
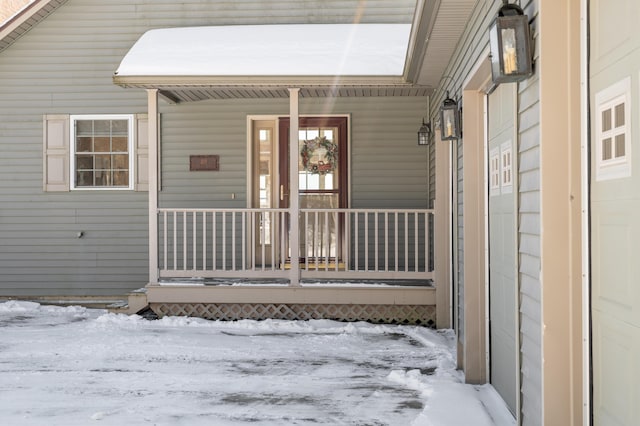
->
278, 117, 348, 263
487, 83, 518, 414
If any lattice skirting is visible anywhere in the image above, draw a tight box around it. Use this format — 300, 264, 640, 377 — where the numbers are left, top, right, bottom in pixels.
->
150, 303, 436, 326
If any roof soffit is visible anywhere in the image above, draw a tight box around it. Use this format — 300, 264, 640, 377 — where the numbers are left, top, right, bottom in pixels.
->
0, 0, 66, 53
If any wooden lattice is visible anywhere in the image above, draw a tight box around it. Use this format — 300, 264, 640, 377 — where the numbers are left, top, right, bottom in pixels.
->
150, 303, 436, 326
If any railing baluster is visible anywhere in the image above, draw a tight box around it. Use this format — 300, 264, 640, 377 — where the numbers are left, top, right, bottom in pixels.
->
374, 212, 378, 271
281, 211, 286, 271
404, 212, 409, 272
163, 211, 167, 272
394, 212, 399, 272
384, 212, 389, 272
354, 211, 359, 271
173, 212, 177, 270
212, 211, 217, 270
324, 210, 330, 271
364, 211, 369, 271
334, 211, 339, 271
242, 211, 246, 271
232, 212, 237, 271
203, 212, 207, 271
222, 212, 227, 270
425, 212, 430, 273
414, 212, 419, 272
192, 211, 197, 270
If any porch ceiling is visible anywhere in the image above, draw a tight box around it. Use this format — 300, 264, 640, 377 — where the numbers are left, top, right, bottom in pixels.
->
111, 0, 479, 102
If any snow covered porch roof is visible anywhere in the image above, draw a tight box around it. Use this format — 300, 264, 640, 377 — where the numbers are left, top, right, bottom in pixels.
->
113, 24, 432, 102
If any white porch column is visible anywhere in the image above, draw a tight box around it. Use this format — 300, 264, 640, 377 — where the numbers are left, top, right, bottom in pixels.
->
434, 134, 451, 329
288, 88, 300, 286
147, 89, 159, 284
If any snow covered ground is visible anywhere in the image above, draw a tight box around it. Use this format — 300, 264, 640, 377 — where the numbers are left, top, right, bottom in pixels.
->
0, 301, 514, 425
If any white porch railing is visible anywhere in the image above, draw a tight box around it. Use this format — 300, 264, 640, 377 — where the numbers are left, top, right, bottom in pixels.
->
157, 208, 435, 281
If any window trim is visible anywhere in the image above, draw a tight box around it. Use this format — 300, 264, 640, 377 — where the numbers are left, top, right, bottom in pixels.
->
595, 77, 631, 181
69, 114, 136, 190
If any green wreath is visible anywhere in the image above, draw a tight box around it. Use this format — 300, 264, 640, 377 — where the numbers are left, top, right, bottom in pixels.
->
300, 136, 338, 175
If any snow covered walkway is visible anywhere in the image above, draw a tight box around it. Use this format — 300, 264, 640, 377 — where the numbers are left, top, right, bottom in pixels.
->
0, 301, 514, 425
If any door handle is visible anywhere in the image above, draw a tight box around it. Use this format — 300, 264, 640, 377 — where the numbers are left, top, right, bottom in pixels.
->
280, 185, 285, 201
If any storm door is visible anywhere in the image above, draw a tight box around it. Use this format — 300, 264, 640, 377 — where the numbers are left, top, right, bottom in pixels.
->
278, 117, 348, 265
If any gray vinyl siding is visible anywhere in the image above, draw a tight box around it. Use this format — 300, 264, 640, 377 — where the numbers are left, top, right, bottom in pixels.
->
0, 0, 420, 296
433, 0, 541, 424
158, 96, 429, 210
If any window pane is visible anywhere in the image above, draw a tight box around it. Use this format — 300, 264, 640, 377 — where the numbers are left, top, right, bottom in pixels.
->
113, 171, 129, 186
76, 171, 93, 186
112, 137, 128, 152
615, 134, 625, 157
112, 154, 129, 169
94, 137, 110, 152
76, 155, 93, 170
615, 103, 625, 127
76, 120, 93, 135
602, 138, 612, 160
77, 137, 93, 152
93, 120, 110, 135
602, 109, 612, 132
94, 170, 108, 186
95, 154, 111, 169
111, 120, 128, 135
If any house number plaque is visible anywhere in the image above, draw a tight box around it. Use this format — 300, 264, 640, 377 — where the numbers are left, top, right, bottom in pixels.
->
190, 155, 219, 171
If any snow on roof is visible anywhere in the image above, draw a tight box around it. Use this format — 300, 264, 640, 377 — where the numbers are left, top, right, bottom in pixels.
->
115, 24, 411, 77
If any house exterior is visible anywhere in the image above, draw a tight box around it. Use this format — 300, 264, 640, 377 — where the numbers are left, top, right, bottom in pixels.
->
0, 0, 637, 425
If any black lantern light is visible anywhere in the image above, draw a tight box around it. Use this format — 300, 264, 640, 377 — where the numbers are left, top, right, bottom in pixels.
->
489, 0, 533, 84
439, 91, 460, 141
417, 119, 431, 145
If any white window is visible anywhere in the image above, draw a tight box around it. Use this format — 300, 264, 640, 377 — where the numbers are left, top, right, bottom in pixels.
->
595, 77, 631, 181
70, 115, 135, 190
501, 141, 513, 193
43, 114, 149, 192
490, 147, 500, 196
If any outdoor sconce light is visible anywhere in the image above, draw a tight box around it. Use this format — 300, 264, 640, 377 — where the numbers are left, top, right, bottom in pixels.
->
489, 0, 533, 84
418, 119, 431, 145
439, 92, 461, 141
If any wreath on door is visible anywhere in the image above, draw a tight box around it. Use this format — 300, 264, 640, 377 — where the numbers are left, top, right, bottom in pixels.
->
300, 136, 338, 175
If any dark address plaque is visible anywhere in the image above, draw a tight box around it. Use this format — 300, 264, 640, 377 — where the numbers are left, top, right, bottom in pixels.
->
190, 155, 219, 171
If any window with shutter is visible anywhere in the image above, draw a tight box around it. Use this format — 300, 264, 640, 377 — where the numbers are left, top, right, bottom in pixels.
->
43, 114, 149, 192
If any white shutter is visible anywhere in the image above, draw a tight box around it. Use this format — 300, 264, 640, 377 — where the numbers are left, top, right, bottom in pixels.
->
43, 114, 70, 192
135, 114, 149, 191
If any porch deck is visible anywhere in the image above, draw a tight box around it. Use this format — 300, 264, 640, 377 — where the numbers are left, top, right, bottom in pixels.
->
141, 207, 437, 325
143, 280, 436, 326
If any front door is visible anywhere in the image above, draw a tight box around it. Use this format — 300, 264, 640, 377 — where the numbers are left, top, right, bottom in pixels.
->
279, 117, 348, 263
487, 83, 518, 414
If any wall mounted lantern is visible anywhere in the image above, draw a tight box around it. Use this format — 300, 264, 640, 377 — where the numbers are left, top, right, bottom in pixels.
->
439, 92, 460, 141
489, 0, 533, 84
417, 119, 431, 145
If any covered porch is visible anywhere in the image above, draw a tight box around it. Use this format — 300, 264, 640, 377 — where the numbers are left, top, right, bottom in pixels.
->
113, 22, 454, 325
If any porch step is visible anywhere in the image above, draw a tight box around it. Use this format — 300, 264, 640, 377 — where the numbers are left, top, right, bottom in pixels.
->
107, 288, 149, 315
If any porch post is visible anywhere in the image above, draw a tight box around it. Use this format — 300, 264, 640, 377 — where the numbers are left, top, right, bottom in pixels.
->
147, 89, 159, 284
434, 132, 451, 329
288, 88, 300, 286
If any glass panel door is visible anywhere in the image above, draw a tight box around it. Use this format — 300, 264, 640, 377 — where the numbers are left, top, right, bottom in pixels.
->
252, 120, 276, 266
279, 117, 348, 264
